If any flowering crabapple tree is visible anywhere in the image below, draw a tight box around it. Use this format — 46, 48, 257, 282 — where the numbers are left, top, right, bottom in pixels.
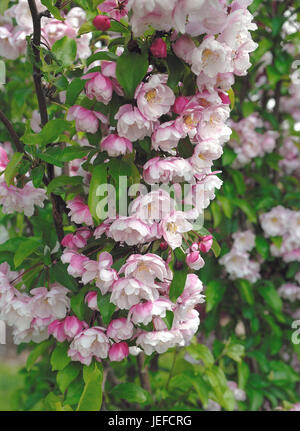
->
0, 0, 257, 411
198, 0, 300, 411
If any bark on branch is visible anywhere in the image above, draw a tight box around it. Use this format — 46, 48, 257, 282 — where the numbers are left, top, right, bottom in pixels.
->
0, 110, 24, 153
28, 0, 64, 243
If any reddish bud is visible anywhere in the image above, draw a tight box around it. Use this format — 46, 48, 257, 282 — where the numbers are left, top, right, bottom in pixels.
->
160, 241, 168, 251
150, 38, 167, 58
93, 15, 111, 31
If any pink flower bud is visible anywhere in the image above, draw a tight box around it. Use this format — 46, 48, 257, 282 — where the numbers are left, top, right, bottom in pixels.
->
82, 72, 113, 105
190, 242, 199, 252
109, 342, 129, 361
93, 15, 111, 31
219, 91, 231, 105
150, 38, 167, 58
100, 134, 133, 157
48, 320, 66, 342
172, 96, 189, 114
63, 316, 87, 339
199, 235, 213, 253
85, 291, 99, 311
186, 251, 205, 270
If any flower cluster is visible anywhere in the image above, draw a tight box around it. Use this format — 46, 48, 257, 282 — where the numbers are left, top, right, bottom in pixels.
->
0, 1, 91, 60
228, 114, 279, 167
0, 0, 258, 364
260, 206, 300, 263
0, 263, 70, 344
219, 230, 260, 282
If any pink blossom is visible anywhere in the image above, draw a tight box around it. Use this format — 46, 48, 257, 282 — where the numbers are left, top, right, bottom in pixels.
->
135, 74, 175, 121
81, 252, 118, 295
98, 0, 128, 21
136, 329, 184, 355
67, 106, 108, 134
110, 277, 159, 310
115, 104, 155, 142
100, 134, 133, 157
129, 298, 172, 325
63, 316, 88, 339
66, 195, 93, 226
109, 342, 129, 361
160, 211, 193, 250
172, 35, 195, 64
30, 284, 70, 320
106, 318, 133, 342
61, 228, 92, 249
186, 251, 205, 270
85, 291, 99, 311
48, 320, 66, 342
143, 157, 193, 184
191, 36, 233, 78
68, 327, 109, 365
0, 147, 9, 172
82, 72, 113, 104
61, 250, 89, 278
119, 253, 172, 286
130, 190, 176, 223
108, 216, 151, 246
151, 121, 183, 153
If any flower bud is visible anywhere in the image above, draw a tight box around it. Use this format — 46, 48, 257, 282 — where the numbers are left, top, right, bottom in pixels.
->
109, 342, 129, 361
199, 235, 213, 253
150, 38, 167, 58
93, 15, 111, 31
186, 251, 205, 270
172, 96, 189, 114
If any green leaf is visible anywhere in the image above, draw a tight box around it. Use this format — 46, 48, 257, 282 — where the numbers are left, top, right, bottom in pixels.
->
51, 342, 71, 371
233, 198, 256, 223
76, 363, 103, 411
39, 119, 70, 146
97, 292, 116, 326
237, 279, 254, 305
57, 363, 81, 394
167, 54, 186, 90
229, 169, 246, 195
88, 163, 108, 223
52, 36, 77, 66
87, 51, 118, 67
31, 165, 45, 188
255, 235, 269, 260
259, 283, 282, 313
50, 262, 78, 292
219, 196, 234, 218
110, 383, 150, 405
163, 310, 174, 330
70, 286, 90, 320
66, 78, 86, 105
205, 280, 226, 313
26, 340, 54, 371
4, 152, 23, 185
41, 0, 65, 20
211, 201, 222, 228
169, 248, 188, 303
47, 175, 83, 194
186, 344, 214, 367
271, 236, 283, 249
116, 50, 149, 98
14, 238, 40, 267
222, 147, 237, 167
226, 342, 245, 363
238, 361, 250, 390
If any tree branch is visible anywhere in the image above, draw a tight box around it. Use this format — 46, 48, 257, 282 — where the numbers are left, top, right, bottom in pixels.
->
28, 0, 64, 243
137, 353, 151, 393
0, 110, 24, 153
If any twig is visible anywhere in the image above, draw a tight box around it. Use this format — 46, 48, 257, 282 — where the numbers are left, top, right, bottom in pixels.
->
137, 352, 151, 393
0, 110, 24, 153
28, 0, 64, 243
